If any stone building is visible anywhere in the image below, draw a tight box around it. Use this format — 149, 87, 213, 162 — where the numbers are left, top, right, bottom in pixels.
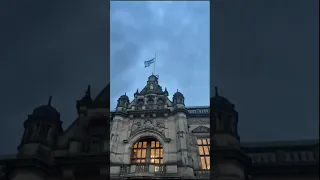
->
0, 75, 318, 180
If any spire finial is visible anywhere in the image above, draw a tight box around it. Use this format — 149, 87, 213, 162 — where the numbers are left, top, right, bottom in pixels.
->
215, 86, 219, 96
48, 96, 52, 106
125, 92, 126, 95
86, 85, 91, 96
177, 89, 178, 92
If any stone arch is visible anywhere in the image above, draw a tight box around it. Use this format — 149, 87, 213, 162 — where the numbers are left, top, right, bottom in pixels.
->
126, 130, 170, 163
128, 130, 167, 150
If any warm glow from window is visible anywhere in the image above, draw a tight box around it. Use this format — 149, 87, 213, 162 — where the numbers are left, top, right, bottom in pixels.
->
198, 138, 210, 170
131, 139, 163, 164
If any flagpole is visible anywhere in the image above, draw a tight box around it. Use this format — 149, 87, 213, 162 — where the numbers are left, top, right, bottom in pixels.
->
153, 53, 156, 75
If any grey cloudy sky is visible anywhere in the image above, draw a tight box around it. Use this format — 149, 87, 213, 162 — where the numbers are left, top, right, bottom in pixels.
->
211, 0, 319, 142
0, 0, 318, 155
0, 0, 109, 154
110, 1, 210, 109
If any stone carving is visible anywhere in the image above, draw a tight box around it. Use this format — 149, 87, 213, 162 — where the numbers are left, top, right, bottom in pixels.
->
188, 152, 192, 157
146, 105, 152, 110
136, 99, 144, 106
143, 118, 153, 128
111, 134, 118, 142
189, 136, 193, 146
118, 156, 123, 163
177, 131, 184, 138
156, 121, 165, 134
188, 118, 210, 125
156, 121, 165, 129
115, 134, 118, 142
131, 122, 141, 132
158, 99, 164, 105
129, 118, 167, 138
192, 126, 210, 133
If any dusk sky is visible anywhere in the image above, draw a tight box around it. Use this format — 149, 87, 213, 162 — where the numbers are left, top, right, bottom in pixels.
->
110, 1, 210, 109
0, 0, 318, 155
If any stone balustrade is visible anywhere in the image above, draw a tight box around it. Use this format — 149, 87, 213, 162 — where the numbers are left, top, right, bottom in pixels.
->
248, 150, 318, 165
194, 170, 210, 179
115, 163, 167, 176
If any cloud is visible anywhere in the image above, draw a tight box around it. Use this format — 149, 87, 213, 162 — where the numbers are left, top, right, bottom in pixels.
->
110, 1, 210, 109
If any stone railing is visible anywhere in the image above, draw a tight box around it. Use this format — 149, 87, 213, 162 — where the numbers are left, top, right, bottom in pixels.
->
116, 164, 167, 176
248, 150, 318, 165
194, 170, 210, 179
135, 163, 166, 173
154, 164, 166, 173
120, 165, 130, 176
135, 164, 149, 173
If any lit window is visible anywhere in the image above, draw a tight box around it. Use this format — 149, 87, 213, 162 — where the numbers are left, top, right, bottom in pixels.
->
131, 139, 163, 165
198, 137, 210, 170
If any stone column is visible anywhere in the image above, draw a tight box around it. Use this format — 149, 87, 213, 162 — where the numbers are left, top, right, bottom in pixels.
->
174, 112, 194, 178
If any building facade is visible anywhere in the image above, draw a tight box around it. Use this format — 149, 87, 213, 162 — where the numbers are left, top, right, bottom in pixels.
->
0, 75, 318, 180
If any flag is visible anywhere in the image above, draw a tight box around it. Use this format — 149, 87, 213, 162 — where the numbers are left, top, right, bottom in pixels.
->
144, 58, 155, 67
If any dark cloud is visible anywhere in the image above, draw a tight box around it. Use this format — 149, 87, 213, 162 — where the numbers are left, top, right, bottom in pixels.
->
0, 0, 109, 154
211, 0, 319, 142
0, 0, 317, 156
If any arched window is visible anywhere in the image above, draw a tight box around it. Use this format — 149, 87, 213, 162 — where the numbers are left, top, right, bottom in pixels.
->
131, 138, 163, 164
198, 137, 210, 170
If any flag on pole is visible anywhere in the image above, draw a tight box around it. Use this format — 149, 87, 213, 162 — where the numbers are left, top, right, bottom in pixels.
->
144, 58, 155, 67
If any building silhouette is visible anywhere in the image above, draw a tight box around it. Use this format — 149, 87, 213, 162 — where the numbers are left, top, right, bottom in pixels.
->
0, 75, 318, 180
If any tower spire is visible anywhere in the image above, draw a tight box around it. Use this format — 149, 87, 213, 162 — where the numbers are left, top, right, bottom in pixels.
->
86, 85, 91, 96
48, 96, 52, 106
215, 86, 219, 96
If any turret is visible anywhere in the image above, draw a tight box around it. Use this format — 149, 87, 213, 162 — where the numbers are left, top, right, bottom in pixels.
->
18, 96, 63, 158
172, 89, 193, 178
210, 87, 251, 180
115, 93, 129, 113
173, 89, 185, 109
211, 87, 239, 138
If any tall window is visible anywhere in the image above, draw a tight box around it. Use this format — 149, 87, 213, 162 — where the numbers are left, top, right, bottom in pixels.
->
198, 137, 210, 170
131, 139, 163, 164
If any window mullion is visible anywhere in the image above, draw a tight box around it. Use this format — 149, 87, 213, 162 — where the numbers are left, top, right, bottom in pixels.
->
146, 141, 151, 164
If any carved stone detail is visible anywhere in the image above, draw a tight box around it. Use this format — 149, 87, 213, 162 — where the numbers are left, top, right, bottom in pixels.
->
192, 126, 210, 133
143, 117, 153, 128
177, 131, 184, 138
189, 136, 194, 146
131, 122, 141, 132
129, 118, 166, 137
156, 121, 165, 134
